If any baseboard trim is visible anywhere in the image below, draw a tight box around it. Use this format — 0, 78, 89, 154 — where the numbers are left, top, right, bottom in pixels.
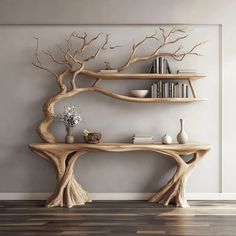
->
0, 193, 236, 200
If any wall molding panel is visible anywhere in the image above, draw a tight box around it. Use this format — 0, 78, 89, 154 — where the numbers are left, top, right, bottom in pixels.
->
0, 0, 235, 195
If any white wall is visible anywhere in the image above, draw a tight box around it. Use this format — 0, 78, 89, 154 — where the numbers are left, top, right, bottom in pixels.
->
0, 0, 235, 198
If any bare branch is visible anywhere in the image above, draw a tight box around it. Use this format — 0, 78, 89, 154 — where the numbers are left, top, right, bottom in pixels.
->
57, 44, 83, 66
32, 62, 58, 79
72, 32, 102, 61
82, 34, 120, 62
118, 31, 161, 71
167, 34, 189, 45
171, 41, 206, 61
32, 37, 58, 78
42, 50, 67, 65
118, 27, 205, 72
84, 33, 102, 50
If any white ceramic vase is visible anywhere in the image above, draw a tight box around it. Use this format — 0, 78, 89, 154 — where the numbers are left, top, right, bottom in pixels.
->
177, 119, 188, 144
161, 134, 172, 145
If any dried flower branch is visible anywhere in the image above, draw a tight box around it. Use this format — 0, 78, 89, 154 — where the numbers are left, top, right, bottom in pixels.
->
55, 106, 82, 127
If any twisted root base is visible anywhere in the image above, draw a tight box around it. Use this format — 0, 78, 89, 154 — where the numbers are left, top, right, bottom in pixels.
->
29, 143, 211, 208
30, 147, 91, 208
150, 166, 190, 208
46, 175, 91, 208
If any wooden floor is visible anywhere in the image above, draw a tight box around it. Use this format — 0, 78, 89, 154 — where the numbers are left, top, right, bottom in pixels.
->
0, 201, 236, 235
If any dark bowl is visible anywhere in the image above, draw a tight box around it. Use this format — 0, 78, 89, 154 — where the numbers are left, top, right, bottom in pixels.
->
85, 132, 102, 144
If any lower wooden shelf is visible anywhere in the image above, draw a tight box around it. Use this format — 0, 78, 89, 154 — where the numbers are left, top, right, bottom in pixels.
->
123, 97, 207, 103
29, 143, 211, 208
77, 87, 207, 103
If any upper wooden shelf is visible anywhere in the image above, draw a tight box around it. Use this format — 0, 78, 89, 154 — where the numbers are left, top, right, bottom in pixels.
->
90, 72, 207, 80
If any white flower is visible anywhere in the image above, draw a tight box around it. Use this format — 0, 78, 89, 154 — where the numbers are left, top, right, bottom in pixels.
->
55, 105, 82, 127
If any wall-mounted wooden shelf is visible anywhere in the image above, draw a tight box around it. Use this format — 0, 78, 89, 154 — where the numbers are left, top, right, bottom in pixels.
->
120, 97, 207, 103
76, 87, 207, 103
81, 71, 207, 80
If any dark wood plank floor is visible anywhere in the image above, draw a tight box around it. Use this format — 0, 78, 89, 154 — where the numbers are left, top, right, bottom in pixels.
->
0, 200, 236, 236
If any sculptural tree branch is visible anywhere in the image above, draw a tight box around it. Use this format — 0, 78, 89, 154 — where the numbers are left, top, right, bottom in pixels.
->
32, 27, 205, 143
118, 27, 205, 72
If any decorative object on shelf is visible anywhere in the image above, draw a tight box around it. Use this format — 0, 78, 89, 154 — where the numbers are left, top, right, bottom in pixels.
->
83, 129, 101, 144
100, 61, 118, 73
83, 129, 91, 143
177, 69, 198, 74
177, 118, 188, 144
130, 89, 149, 98
87, 132, 102, 144
161, 134, 172, 145
65, 127, 74, 144
133, 134, 154, 144
32, 27, 205, 143
56, 106, 82, 144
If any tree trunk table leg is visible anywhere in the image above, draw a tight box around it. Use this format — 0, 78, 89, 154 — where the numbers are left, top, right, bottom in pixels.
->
45, 151, 91, 208
150, 151, 207, 208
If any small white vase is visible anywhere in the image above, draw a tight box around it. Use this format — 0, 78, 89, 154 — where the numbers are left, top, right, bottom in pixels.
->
161, 134, 172, 145
177, 119, 188, 144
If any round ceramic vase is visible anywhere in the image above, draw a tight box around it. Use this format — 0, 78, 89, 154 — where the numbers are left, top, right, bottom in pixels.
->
161, 134, 172, 145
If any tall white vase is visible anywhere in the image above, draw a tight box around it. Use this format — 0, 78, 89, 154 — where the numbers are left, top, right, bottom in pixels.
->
177, 119, 188, 144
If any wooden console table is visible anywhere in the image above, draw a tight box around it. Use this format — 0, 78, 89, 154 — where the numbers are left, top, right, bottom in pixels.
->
29, 143, 211, 208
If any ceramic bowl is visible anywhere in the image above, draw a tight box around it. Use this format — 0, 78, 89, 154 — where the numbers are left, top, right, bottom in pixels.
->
130, 90, 149, 98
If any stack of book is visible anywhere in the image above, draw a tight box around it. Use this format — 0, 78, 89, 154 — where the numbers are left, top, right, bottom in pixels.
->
133, 135, 154, 144
150, 81, 189, 98
177, 69, 198, 74
149, 57, 171, 74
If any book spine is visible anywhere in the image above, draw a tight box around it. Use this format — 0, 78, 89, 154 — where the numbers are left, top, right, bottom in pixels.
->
166, 60, 171, 74
151, 83, 154, 98
172, 82, 175, 98
155, 58, 158, 73
158, 57, 164, 74
181, 84, 185, 98
159, 81, 162, 98
186, 85, 189, 98
168, 82, 171, 98
157, 81, 160, 98
162, 81, 165, 98
153, 83, 157, 98
163, 59, 167, 74
175, 83, 179, 98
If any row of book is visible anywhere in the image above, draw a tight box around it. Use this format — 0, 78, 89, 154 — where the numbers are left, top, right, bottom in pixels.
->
149, 57, 171, 74
133, 135, 154, 144
151, 81, 189, 98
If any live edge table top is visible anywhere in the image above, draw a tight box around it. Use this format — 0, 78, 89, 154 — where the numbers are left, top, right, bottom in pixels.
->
29, 142, 212, 154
